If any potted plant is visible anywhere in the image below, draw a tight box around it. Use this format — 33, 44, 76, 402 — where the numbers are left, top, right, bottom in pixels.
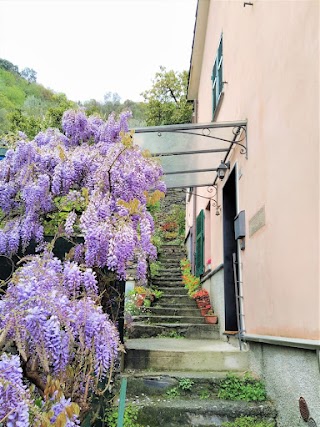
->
180, 258, 201, 296
200, 304, 212, 316
192, 289, 211, 307
131, 286, 147, 306
206, 258, 212, 271
204, 309, 218, 324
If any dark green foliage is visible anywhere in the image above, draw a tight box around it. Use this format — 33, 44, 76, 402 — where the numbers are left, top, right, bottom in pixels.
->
0, 58, 20, 75
178, 378, 194, 391
141, 66, 193, 126
222, 416, 275, 427
105, 404, 142, 427
0, 62, 77, 138
218, 373, 267, 402
166, 378, 194, 397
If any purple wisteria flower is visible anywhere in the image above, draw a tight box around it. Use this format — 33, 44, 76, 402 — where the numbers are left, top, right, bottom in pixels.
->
0, 354, 30, 427
0, 255, 120, 386
0, 109, 165, 281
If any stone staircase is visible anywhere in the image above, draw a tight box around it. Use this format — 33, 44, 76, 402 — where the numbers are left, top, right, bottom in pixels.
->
127, 243, 219, 339
123, 240, 277, 426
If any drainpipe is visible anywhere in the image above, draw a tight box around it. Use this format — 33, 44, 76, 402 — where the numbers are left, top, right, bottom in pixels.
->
192, 188, 197, 275
237, 239, 246, 337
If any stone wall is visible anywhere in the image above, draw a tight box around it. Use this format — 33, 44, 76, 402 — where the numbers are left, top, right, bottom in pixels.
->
248, 342, 320, 427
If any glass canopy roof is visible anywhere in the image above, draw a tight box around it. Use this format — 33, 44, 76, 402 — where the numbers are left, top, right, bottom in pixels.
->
133, 120, 247, 188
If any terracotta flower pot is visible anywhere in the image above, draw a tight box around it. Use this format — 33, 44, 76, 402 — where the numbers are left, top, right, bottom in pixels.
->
204, 315, 218, 324
197, 298, 211, 308
200, 307, 210, 316
135, 294, 146, 307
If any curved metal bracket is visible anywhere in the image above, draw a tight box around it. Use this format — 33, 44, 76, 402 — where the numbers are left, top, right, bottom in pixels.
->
156, 124, 247, 157
207, 185, 221, 215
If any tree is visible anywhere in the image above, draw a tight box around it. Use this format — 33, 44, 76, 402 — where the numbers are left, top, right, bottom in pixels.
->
141, 66, 193, 126
21, 67, 37, 83
8, 109, 43, 138
44, 93, 76, 130
0, 58, 20, 75
102, 91, 122, 117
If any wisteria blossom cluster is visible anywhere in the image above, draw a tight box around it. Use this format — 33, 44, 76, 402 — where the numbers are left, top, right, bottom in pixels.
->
0, 354, 80, 427
0, 354, 30, 426
0, 109, 165, 280
0, 254, 119, 386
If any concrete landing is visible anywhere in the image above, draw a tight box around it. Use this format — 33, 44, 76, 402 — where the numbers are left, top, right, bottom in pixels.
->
124, 338, 249, 372
125, 338, 241, 352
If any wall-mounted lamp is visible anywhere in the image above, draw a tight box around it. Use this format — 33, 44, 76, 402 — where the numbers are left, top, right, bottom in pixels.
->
217, 160, 230, 180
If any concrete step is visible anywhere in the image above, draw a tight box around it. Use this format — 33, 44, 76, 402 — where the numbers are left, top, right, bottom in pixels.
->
156, 286, 188, 295
152, 279, 184, 286
126, 323, 220, 339
158, 294, 195, 304
124, 339, 248, 371
124, 396, 277, 427
124, 371, 230, 397
153, 271, 182, 277
146, 307, 200, 316
157, 258, 184, 264
133, 314, 206, 324
159, 245, 185, 252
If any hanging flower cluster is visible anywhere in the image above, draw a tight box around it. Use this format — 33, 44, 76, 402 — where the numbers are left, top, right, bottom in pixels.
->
0, 110, 165, 280
0, 254, 119, 385
0, 354, 30, 426
0, 354, 80, 427
0, 109, 165, 424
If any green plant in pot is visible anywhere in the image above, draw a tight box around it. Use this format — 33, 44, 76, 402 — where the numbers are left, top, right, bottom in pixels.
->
204, 309, 218, 324
180, 258, 201, 296
192, 289, 211, 307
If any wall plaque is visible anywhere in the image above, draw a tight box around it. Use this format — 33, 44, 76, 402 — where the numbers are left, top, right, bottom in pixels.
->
249, 206, 265, 237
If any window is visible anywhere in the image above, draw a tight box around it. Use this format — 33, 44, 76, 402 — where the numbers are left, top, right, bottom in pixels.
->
195, 209, 205, 277
211, 34, 223, 118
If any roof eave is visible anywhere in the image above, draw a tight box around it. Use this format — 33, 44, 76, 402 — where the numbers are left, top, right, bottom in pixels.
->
187, 0, 210, 101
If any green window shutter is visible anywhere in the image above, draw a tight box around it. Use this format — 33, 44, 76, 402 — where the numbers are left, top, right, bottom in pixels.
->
212, 61, 217, 114
217, 36, 223, 97
212, 34, 223, 118
195, 210, 205, 277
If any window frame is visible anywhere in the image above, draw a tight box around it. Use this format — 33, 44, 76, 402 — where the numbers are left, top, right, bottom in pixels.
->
211, 34, 223, 119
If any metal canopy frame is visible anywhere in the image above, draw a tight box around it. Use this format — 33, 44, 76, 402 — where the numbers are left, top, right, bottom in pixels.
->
133, 120, 247, 189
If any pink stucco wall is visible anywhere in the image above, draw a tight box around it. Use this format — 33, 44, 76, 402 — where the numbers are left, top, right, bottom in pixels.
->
187, 0, 319, 339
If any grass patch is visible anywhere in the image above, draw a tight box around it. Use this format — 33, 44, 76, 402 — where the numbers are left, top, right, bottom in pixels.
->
222, 416, 275, 427
105, 403, 142, 427
218, 372, 267, 402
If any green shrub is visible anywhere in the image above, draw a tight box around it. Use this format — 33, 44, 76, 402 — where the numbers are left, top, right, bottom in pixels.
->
166, 386, 180, 398
166, 377, 194, 398
218, 373, 267, 402
180, 258, 201, 296
178, 378, 194, 391
150, 260, 161, 277
105, 403, 142, 427
222, 416, 275, 427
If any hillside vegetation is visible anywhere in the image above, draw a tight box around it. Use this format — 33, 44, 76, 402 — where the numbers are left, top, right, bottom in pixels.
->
0, 58, 191, 143
0, 58, 76, 139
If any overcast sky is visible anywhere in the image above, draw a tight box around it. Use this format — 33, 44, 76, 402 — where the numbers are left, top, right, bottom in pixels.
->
0, 0, 197, 103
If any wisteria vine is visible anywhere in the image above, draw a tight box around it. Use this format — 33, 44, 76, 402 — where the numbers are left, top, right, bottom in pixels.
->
0, 109, 165, 280
0, 110, 166, 425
